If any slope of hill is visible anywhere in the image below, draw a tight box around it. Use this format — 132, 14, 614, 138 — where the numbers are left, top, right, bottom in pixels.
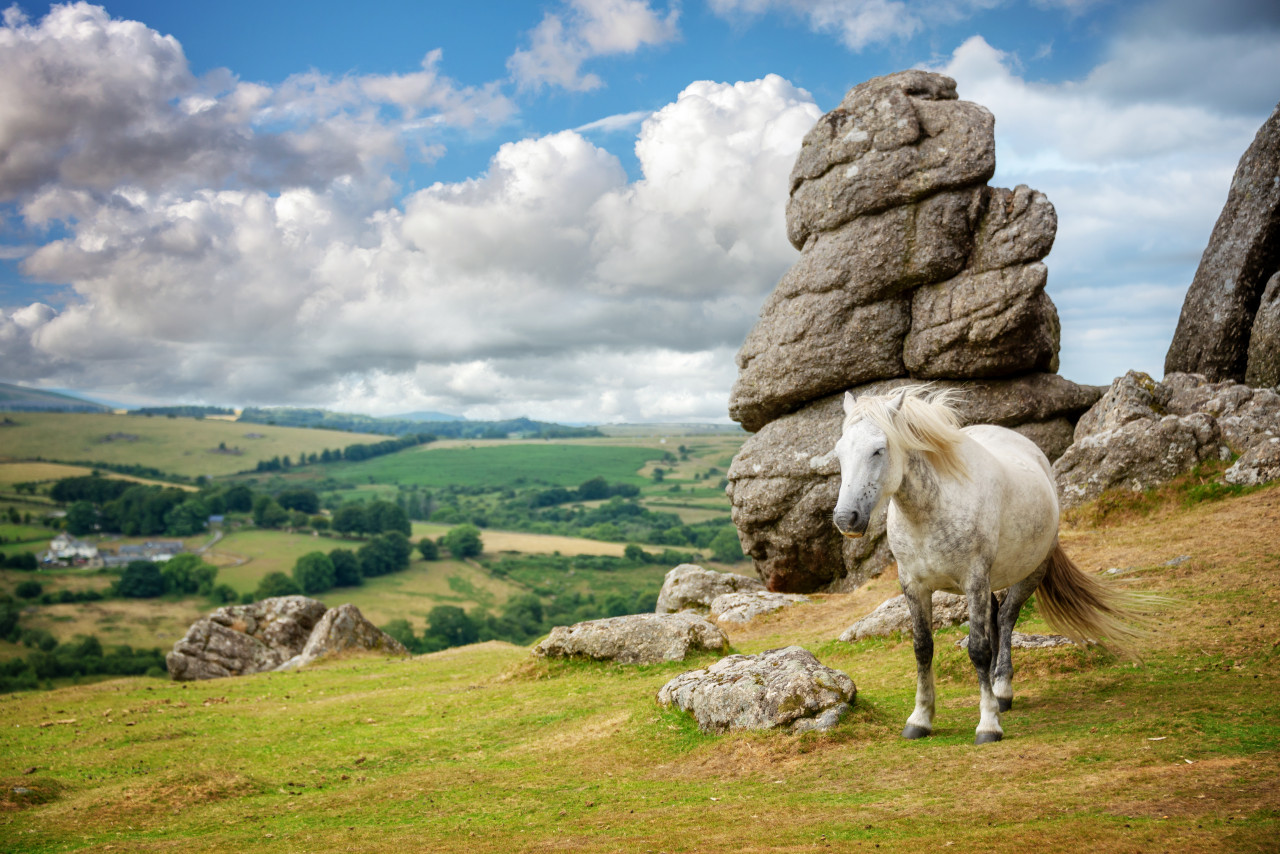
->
0, 483, 1276, 851
0, 412, 385, 479
0, 382, 112, 413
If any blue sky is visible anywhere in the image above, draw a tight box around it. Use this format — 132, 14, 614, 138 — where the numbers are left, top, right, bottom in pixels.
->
1, 0, 1277, 420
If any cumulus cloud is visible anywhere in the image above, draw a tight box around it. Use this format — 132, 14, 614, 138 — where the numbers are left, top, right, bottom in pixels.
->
0, 3, 513, 201
507, 0, 680, 92
4, 73, 819, 420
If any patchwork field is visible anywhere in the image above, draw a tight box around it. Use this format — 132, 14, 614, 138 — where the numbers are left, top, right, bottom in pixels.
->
0, 412, 373, 478
316, 443, 668, 488
1, 483, 1277, 852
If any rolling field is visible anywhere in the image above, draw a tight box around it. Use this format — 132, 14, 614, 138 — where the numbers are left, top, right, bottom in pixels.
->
317, 443, 667, 488
1, 484, 1277, 852
0, 413, 372, 478
317, 560, 522, 627
0, 461, 195, 492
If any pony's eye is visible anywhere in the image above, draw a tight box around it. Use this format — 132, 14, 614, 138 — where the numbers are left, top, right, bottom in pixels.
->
872, 448, 884, 457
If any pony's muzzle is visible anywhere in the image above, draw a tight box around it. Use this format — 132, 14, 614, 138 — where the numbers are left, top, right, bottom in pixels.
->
834, 509, 867, 539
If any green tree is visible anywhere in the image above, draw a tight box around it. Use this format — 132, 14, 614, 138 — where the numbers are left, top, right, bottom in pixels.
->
709, 527, 744, 563
15, 580, 43, 600
357, 532, 411, 578
117, 561, 165, 598
332, 503, 368, 537
255, 571, 302, 599
65, 501, 97, 536
416, 538, 439, 561
165, 497, 209, 537
576, 476, 609, 501
425, 605, 479, 648
329, 548, 363, 587
441, 524, 483, 559
252, 495, 289, 529
366, 501, 411, 536
223, 484, 253, 513
293, 552, 336, 595
277, 488, 320, 514
160, 554, 218, 595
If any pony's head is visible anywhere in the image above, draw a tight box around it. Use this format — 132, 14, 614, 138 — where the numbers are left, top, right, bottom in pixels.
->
831, 385, 967, 538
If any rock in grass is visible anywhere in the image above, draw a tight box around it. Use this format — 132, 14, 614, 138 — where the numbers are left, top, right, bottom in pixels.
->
167, 596, 328, 681
655, 564, 765, 614
709, 590, 810, 625
956, 632, 1074, 650
837, 591, 969, 642
277, 604, 408, 671
657, 646, 855, 734
532, 612, 729, 664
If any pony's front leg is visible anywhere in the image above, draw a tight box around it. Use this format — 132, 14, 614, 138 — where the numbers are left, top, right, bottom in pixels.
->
966, 577, 1003, 744
992, 555, 1051, 712
901, 583, 935, 739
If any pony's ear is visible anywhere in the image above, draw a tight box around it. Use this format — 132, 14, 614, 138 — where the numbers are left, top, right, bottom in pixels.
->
888, 388, 908, 414
843, 391, 857, 416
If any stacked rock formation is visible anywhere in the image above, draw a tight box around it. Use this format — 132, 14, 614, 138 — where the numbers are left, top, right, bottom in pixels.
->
1165, 103, 1280, 387
727, 70, 1104, 593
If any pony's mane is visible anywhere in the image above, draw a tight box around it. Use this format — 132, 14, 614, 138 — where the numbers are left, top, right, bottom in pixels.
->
845, 385, 968, 480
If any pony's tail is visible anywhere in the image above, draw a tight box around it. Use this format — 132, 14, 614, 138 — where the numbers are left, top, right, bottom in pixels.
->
1036, 543, 1158, 659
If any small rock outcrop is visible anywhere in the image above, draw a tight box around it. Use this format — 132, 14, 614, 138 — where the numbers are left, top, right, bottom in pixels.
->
1053, 370, 1280, 506
1165, 104, 1280, 385
167, 597, 406, 681
657, 646, 855, 734
655, 564, 765, 614
532, 613, 728, 665
709, 590, 810, 625
726, 70, 1103, 593
957, 632, 1073, 650
167, 596, 327, 681
838, 591, 969, 642
278, 604, 407, 671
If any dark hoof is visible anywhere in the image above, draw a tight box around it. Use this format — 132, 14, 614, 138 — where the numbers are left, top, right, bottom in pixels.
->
997, 697, 1013, 713
902, 725, 932, 740
974, 730, 1003, 745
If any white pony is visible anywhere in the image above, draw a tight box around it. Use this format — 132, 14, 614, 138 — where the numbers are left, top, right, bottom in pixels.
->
832, 386, 1143, 744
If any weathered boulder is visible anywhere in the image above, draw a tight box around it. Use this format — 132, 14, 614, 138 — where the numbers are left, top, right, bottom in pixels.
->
709, 590, 810, 625
277, 604, 407, 671
1225, 435, 1280, 486
1054, 371, 1280, 506
957, 631, 1073, 650
904, 263, 1060, 379
838, 591, 969, 642
167, 596, 328, 681
728, 376, 1102, 591
657, 646, 855, 734
1246, 271, 1280, 388
532, 612, 728, 665
786, 70, 994, 248
1166, 104, 1280, 383
655, 564, 765, 615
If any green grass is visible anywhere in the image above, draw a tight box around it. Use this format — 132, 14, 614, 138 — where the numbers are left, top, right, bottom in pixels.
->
320, 443, 666, 488
0, 412, 373, 479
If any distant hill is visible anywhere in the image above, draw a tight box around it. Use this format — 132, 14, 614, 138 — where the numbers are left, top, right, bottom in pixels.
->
0, 382, 112, 413
238, 407, 602, 439
392, 410, 466, 422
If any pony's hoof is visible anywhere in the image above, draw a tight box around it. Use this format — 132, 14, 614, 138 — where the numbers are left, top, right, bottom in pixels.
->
974, 730, 1003, 745
902, 725, 932, 740
997, 697, 1013, 713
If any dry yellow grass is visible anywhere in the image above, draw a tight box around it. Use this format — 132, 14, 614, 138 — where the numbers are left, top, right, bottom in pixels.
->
413, 524, 641, 557
0, 461, 194, 490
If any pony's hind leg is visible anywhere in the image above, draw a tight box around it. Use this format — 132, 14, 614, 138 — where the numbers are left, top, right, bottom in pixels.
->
901, 584, 936, 739
966, 576, 1003, 744
992, 555, 1052, 712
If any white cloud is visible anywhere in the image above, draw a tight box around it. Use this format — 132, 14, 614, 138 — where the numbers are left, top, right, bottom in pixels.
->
0, 3, 512, 201
507, 0, 680, 92
5, 75, 819, 420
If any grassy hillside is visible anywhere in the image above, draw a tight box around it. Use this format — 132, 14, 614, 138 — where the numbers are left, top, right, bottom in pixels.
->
0, 412, 377, 479
1, 483, 1277, 851
0, 381, 110, 412
312, 443, 666, 489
